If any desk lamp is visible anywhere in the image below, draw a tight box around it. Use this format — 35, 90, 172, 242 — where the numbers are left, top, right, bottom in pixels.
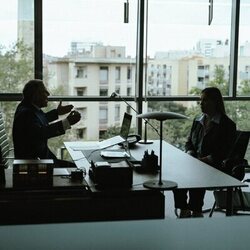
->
110, 92, 159, 144
137, 112, 188, 190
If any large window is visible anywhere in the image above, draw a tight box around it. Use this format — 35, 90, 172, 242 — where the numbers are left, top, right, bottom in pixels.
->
238, 0, 250, 97
0, 0, 249, 153
147, 0, 232, 96
0, 0, 34, 93
43, 0, 137, 97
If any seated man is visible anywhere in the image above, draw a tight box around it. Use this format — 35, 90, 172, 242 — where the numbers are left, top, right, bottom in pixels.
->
12, 79, 81, 167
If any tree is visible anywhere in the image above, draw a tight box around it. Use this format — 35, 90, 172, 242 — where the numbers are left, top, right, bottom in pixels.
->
238, 80, 250, 96
0, 41, 33, 144
0, 41, 75, 158
147, 101, 192, 149
189, 65, 250, 159
0, 41, 33, 93
208, 65, 229, 95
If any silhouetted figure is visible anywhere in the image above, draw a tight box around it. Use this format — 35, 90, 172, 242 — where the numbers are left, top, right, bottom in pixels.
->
13, 79, 81, 167
173, 87, 236, 218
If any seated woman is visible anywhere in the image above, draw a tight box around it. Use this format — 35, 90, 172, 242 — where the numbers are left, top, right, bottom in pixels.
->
173, 87, 236, 218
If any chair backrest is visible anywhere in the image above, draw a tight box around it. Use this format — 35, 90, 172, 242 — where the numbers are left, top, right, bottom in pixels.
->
0, 111, 10, 168
222, 130, 250, 181
228, 130, 250, 160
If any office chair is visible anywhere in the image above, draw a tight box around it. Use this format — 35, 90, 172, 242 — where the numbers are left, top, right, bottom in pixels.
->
208, 130, 250, 217
0, 111, 14, 169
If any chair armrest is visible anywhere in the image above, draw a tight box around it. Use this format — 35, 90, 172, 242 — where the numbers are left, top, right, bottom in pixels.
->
221, 158, 246, 171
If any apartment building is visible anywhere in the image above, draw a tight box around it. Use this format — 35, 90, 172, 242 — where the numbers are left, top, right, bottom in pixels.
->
44, 43, 137, 140
44, 40, 250, 141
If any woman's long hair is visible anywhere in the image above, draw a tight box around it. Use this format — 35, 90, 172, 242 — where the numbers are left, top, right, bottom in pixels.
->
201, 87, 226, 114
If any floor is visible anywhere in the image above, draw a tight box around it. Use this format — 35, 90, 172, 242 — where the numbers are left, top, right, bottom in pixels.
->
164, 172, 250, 219
164, 190, 224, 219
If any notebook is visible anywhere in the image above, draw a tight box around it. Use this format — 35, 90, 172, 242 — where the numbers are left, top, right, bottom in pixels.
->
98, 112, 132, 150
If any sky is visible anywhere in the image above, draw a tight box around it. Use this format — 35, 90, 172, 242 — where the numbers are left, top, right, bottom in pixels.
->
0, 0, 250, 57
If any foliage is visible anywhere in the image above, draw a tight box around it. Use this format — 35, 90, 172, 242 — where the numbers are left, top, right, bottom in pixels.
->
0, 43, 249, 160
208, 65, 229, 95
0, 41, 33, 144
0, 41, 73, 158
238, 80, 250, 96
0, 41, 33, 93
101, 125, 137, 140
148, 64, 250, 155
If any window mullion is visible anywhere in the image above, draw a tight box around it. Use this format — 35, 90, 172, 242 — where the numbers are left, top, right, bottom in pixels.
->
229, 0, 240, 97
34, 0, 43, 79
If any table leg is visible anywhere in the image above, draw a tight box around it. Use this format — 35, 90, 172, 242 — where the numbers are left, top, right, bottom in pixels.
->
226, 188, 233, 216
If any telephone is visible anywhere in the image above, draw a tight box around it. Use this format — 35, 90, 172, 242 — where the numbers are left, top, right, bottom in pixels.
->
118, 134, 141, 147
126, 134, 141, 146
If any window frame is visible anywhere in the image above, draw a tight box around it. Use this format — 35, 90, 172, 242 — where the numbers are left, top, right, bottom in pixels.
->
0, 0, 250, 138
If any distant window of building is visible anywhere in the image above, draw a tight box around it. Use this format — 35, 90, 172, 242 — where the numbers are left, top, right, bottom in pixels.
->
100, 66, 109, 84
127, 87, 132, 96
115, 86, 120, 94
76, 66, 87, 78
99, 106, 108, 124
100, 87, 108, 96
111, 50, 116, 57
76, 87, 86, 96
115, 105, 120, 121
115, 66, 121, 83
126, 106, 131, 114
127, 66, 132, 81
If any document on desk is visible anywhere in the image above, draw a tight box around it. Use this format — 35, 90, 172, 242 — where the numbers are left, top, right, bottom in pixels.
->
100, 150, 130, 158
53, 168, 70, 176
70, 144, 99, 151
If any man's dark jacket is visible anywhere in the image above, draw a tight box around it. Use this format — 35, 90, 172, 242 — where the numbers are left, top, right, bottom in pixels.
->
13, 100, 65, 160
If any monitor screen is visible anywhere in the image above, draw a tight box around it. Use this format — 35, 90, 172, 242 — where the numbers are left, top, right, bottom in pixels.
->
120, 112, 132, 139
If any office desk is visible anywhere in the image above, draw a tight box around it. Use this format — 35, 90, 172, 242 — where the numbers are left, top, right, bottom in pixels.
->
65, 140, 247, 216
1, 217, 250, 250
0, 168, 91, 225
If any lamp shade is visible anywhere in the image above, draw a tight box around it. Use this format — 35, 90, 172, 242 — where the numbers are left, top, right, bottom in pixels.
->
137, 112, 188, 121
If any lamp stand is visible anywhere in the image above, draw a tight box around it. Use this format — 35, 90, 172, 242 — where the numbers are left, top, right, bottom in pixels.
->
139, 120, 153, 144
143, 120, 177, 190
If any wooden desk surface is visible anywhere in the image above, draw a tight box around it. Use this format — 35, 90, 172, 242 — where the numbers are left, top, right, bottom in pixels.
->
0, 217, 249, 250
65, 140, 247, 190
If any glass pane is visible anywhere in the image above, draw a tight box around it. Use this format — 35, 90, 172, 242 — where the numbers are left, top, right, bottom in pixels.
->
146, 101, 197, 149
43, 0, 138, 146
0, 0, 34, 93
238, 0, 250, 97
0, 101, 18, 148
147, 0, 232, 97
147, 100, 250, 162
225, 101, 250, 162
43, 0, 137, 98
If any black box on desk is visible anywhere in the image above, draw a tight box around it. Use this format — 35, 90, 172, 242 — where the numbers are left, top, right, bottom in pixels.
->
13, 159, 54, 188
89, 160, 133, 188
